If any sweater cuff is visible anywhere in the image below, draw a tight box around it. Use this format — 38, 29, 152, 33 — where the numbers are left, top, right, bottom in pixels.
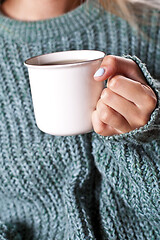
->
93, 55, 160, 144
0, 221, 22, 240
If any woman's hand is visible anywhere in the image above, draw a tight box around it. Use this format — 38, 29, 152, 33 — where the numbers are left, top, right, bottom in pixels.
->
92, 55, 157, 136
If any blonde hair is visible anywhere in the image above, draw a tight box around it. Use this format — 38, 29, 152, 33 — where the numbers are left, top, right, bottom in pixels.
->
98, 0, 160, 25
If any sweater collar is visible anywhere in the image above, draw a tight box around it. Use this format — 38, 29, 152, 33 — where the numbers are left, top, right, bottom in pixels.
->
0, 0, 103, 43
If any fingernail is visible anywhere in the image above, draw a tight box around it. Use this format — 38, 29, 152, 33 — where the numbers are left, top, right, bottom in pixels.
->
94, 68, 105, 78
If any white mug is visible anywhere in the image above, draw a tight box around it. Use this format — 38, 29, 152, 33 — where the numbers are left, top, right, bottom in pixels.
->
24, 50, 105, 136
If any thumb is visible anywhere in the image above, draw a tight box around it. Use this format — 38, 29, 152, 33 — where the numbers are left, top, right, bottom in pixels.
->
93, 55, 118, 81
94, 55, 146, 83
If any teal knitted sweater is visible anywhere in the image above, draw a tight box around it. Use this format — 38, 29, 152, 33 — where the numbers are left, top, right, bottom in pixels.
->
0, 1, 160, 239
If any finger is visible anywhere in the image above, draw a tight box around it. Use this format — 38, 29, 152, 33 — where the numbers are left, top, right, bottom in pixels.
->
107, 75, 157, 112
92, 110, 120, 136
94, 55, 146, 84
107, 75, 150, 107
96, 99, 132, 133
100, 88, 141, 126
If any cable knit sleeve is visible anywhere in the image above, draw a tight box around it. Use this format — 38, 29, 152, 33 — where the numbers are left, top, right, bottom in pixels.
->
91, 56, 160, 236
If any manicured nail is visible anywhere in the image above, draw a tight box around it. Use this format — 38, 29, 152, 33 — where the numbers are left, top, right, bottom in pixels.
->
94, 68, 105, 78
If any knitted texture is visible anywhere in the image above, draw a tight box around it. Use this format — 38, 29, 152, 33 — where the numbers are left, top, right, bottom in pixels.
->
0, 1, 160, 239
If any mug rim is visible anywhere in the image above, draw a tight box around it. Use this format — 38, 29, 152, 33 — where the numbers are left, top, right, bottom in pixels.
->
24, 50, 105, 69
